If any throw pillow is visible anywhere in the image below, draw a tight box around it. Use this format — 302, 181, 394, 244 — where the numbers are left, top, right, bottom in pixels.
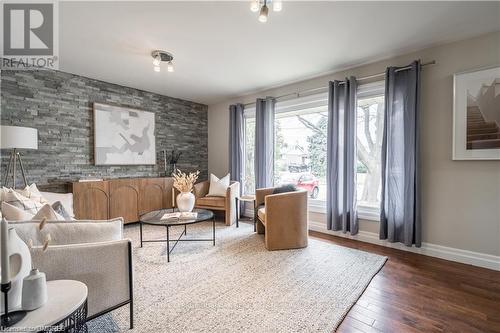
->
207, 173, 230, 197
1, 201, 35, 221
51, 201, 73, 220
272, 184, 297, 194
1, 188, 45, 215
16, 184, 49, 205
32, 204, 65, 221
40, 191, 75, 218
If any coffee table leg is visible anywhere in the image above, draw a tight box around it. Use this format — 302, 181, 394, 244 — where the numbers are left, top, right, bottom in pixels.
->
140, 222, 143, 248
184, 224, 187, 236
213, 216, 216, 246
166, 226, 170, 262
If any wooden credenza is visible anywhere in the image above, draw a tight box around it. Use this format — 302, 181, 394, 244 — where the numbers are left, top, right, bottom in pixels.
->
73, 177, 175, 224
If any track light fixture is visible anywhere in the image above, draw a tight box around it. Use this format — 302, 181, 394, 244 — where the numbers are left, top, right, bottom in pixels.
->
250, 0, 282, 22
151, 50, 174, 73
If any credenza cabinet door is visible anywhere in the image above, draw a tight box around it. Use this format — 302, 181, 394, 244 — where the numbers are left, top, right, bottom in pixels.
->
139, 178, 165, 215
73, 177, 174, 224
73, 181, 109, 220
109, 179, 140, 223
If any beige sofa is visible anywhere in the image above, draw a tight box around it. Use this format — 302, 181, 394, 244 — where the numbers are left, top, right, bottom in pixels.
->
13, 218, 133, 329
255, 187, 308, 251
193, 181, 240, 226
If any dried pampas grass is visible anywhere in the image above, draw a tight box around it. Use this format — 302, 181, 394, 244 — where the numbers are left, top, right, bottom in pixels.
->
173, 169, 200, 193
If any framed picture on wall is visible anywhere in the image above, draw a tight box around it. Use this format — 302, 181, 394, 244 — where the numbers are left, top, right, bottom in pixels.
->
453, 65, 500, 160
94, 103, 156, 165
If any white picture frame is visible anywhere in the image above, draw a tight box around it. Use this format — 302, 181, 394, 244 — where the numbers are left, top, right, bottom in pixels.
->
453, 65, 500, 160
94, 103, 156, 165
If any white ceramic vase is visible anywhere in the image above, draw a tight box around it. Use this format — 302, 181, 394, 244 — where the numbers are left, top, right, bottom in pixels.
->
22, 269, 47, 310
0, 228, 31, 314
177, 192, 195, 212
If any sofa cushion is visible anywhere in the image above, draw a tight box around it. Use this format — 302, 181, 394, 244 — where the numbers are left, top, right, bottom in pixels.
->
32, 203, 65, 221
196, 196, 225, 208
13, 218, 124, 246
51, 201, 73, 220
1, 201, 34, 221
16, 183, 49, 205
257, 206, 266, 222
1, 187, 45, 215
207, 173, 230, 197
40, 191, 74, 218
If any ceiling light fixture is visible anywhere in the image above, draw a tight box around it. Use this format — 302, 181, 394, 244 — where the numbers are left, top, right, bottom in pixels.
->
167, 61, 174, 73
250, 0, 260, 12
250, 0, 282, 22
151, 50, 174, 73
258, 3, 269, 23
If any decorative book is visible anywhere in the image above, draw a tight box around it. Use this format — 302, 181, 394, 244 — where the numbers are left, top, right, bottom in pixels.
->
160, 212, 198, 220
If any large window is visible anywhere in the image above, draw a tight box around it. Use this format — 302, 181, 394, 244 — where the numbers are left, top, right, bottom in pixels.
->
274, 105, 328, 209
242, 82, 385, 220
243, 110, 256, 195
356, 82, 385, 219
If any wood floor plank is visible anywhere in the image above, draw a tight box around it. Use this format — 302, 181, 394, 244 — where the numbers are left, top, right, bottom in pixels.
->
309, 231, 500, 333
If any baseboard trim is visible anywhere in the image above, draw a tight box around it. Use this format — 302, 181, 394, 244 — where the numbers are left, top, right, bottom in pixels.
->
309, 221, 500, 271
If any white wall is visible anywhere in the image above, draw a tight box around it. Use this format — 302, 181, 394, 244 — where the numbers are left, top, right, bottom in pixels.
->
208, 32, 500, 258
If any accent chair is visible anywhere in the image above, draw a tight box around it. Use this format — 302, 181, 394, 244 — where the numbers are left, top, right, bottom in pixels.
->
255, 187, 308, 250
193, 181, 240, 225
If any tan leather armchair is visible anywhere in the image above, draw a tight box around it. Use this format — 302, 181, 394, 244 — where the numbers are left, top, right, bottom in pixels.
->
255, 187, 308, 251
193, 181, 240, 226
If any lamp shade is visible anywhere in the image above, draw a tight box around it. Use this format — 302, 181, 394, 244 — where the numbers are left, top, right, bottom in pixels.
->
0, 126, 38, 149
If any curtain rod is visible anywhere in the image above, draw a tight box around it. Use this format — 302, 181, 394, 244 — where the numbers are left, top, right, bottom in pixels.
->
243, 60, 435, 107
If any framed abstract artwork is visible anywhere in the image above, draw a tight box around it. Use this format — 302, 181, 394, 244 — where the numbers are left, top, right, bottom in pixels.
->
453, 65, 500, 160
94, 103, 156, 165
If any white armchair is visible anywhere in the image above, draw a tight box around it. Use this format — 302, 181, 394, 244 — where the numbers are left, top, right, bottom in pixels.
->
13, 218, 134, 329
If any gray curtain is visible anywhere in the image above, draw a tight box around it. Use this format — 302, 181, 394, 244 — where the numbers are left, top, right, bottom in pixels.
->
229, 103, 245, 186
254, 97, 275, 189
380, 60, 421, 247
326, 77, 358, 234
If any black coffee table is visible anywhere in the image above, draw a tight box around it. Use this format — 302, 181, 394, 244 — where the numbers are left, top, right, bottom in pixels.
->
139, 208, 215, 262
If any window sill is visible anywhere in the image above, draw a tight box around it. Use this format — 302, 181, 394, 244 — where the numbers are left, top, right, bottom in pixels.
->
307, 201, 380, 222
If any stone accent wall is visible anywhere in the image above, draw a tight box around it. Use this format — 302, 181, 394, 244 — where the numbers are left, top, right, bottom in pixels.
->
1, 69, 208, 191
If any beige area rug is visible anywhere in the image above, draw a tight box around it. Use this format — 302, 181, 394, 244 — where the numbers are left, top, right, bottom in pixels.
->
107, 221, 387, 333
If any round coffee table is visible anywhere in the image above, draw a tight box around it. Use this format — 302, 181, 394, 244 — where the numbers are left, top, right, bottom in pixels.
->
139, 208, 215, 262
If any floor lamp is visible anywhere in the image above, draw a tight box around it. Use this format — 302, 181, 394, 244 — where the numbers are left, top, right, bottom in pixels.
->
1, 126, 38, 189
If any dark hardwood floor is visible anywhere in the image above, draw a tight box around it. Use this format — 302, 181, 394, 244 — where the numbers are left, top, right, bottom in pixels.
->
309, 231, 500, 333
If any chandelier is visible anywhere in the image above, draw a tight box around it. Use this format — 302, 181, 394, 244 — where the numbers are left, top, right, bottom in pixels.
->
250, 0, 282, 23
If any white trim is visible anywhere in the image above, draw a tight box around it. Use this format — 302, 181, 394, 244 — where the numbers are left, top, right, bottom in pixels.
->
357, 206, 380, 221
309, 221, 500, 271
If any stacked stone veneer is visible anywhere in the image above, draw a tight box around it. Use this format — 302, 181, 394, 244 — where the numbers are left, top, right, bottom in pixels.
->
0, 69, 208, 191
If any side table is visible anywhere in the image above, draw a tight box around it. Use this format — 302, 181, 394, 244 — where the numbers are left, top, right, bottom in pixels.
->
235, 195, 256, 231
8, 280, 88, 333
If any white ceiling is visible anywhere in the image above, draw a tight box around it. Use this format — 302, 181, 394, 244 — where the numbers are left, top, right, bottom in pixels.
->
58, 1, 500, 105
